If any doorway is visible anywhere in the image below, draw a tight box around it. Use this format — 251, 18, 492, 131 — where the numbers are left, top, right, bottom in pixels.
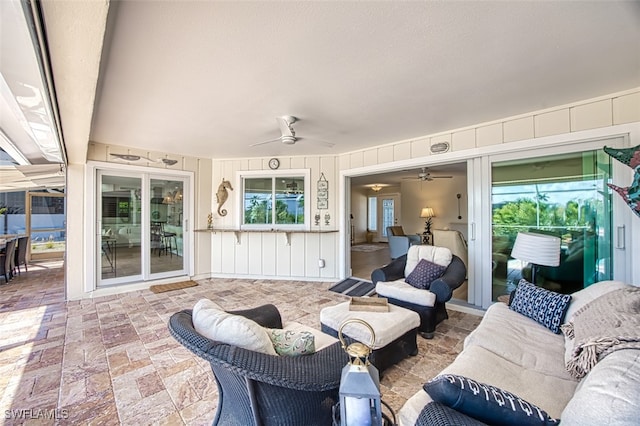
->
90, 163, 192, 289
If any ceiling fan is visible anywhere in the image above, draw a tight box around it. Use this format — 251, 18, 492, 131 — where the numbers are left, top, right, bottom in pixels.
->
403, 167, 453, 182
249, 116, 334, 147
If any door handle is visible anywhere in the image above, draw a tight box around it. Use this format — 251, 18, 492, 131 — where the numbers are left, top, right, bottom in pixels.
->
616, 225, 625, 249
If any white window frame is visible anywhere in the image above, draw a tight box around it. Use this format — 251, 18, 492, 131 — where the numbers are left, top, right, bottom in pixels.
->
236, 169, 311, 231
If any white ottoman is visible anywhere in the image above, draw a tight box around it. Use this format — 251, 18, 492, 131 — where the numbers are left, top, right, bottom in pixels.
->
320, 301, 420, 373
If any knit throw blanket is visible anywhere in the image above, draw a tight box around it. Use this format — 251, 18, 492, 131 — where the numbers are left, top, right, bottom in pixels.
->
561, 287, 640, 379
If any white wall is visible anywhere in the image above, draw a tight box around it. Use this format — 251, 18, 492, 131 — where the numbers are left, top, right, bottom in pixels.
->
209, 155, 339, 281
66, 88, 640, 298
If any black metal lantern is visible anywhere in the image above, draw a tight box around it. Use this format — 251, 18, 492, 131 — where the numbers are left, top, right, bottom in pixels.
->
337, 319, 382, 426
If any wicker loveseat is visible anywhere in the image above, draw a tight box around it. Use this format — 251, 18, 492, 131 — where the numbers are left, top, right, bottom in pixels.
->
168, 304, 348, 426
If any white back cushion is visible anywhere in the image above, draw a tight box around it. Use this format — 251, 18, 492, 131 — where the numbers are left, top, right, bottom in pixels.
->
405, 245, 452, 277
192, 299, 277, 356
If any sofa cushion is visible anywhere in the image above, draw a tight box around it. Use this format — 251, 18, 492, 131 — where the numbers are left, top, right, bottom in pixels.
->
405, 245, 452, 277
267, 328, 315, 356
560, 349, 640, 426
510, 279, 571, 334
424, 374, 559, 426
192, 299, 278, 356
405, 259, 446, 290
375, 279, 437, 307
464, 303, 574, 381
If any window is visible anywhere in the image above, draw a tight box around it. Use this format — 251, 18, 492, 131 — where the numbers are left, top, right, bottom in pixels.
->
242, 171, 309, 228
367, 196, 377, 231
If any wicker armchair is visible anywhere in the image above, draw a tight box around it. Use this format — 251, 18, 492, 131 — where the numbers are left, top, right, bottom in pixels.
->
168, 304, 348, 426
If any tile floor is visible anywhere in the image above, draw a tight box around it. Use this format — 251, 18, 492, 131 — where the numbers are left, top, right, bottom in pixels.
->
0, 261, 482, 425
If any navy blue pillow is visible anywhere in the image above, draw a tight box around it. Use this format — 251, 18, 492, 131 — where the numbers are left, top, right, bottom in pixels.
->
423, 374, 559, 426
405, 259, 446, 290
509, 279, 571, 334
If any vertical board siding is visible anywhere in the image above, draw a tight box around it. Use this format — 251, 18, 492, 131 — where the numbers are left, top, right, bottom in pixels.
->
205, 89, 638, 281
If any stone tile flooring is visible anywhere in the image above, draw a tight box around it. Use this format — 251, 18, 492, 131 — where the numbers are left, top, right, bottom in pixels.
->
0, 261, 482, 425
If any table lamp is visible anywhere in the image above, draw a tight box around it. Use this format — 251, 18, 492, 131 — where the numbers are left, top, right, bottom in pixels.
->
420, 207, 435, 245
511, 232, 561, 284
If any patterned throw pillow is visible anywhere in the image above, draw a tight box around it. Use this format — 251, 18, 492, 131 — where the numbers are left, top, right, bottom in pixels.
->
423, 374, 560, 426
405, 259, 446, 290
267, 329, 315, 356
509, 279, 572, 334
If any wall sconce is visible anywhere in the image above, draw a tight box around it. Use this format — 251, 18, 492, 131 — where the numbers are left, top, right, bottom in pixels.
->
371, 185, 382, 192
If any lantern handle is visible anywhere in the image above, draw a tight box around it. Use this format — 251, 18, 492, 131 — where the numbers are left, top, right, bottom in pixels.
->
338, 318, 376, 350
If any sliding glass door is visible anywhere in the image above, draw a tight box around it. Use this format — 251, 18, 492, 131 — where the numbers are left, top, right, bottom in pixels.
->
96, 169, 189, 287
491, 150, 613, 300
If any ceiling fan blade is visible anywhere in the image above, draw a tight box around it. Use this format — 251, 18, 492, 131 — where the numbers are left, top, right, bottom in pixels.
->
249, 137, 281, 147
431, 175, 453, 179
295, 137, 335, 148
401, 176, 419, 180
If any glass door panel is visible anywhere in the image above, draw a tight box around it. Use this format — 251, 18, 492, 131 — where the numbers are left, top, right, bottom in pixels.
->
28, 192, 65, 260
99, 174, 142, 282
491, 150, 613, 300
379, 194, 400, 239
150, 179, 184, 275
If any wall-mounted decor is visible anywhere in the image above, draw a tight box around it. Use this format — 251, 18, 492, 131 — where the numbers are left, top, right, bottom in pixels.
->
317, 172, 328, 210
604, 144, 640, 218
216, 178, 234, 216
457, 193, 463, 219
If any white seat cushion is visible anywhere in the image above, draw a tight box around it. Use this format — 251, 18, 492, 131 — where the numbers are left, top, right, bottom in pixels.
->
192, 299, 277, 356
375, 279, 437, 307
320, 301, 420, 350
405, 245, 452, 277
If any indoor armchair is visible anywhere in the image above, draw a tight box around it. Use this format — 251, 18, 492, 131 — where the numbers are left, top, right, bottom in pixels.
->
387, 226, 422, 259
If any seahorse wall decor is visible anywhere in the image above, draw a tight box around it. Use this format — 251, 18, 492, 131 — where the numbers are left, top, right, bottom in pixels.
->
604, 144, 640, 218
216, 178, 234, 216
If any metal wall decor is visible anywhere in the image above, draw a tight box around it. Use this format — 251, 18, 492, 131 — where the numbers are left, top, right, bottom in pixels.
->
604, 144, 640, 218
317, 172, 328, 210
216, 178, 234, 216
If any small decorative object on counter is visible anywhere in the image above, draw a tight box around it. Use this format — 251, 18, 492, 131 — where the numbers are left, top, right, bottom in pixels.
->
207, 213, 213, 229
324, 213, 331, 226
315, 212, 321, 226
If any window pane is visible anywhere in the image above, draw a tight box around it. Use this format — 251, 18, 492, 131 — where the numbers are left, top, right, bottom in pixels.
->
275, 177, 305, 224
367, 197, 377, 231
244, 178, 273, 224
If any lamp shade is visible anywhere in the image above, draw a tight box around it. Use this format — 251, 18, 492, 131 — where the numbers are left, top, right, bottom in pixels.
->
420, 207, 435, 218
511, 232, 561, 267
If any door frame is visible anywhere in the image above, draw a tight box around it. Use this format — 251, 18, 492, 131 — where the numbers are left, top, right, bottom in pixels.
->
340, 123, 640, 302
85, 161, 194, 292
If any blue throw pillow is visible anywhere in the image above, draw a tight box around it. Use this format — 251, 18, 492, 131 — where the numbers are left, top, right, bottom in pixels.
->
405, 259, 446, 290
423, 374, 559, 426
509, 279, 572, 334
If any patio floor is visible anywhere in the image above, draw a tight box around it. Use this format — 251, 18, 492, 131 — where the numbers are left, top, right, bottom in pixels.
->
0, 261, 482, 425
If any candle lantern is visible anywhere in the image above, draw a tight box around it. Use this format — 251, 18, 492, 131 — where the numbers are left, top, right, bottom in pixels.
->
337, 319, 382, 426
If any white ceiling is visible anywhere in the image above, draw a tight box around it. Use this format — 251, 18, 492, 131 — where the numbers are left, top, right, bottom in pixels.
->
50, 1, 640, 160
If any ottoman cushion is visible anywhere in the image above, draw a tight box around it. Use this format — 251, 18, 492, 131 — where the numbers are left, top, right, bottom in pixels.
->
320, 301, 420, 350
